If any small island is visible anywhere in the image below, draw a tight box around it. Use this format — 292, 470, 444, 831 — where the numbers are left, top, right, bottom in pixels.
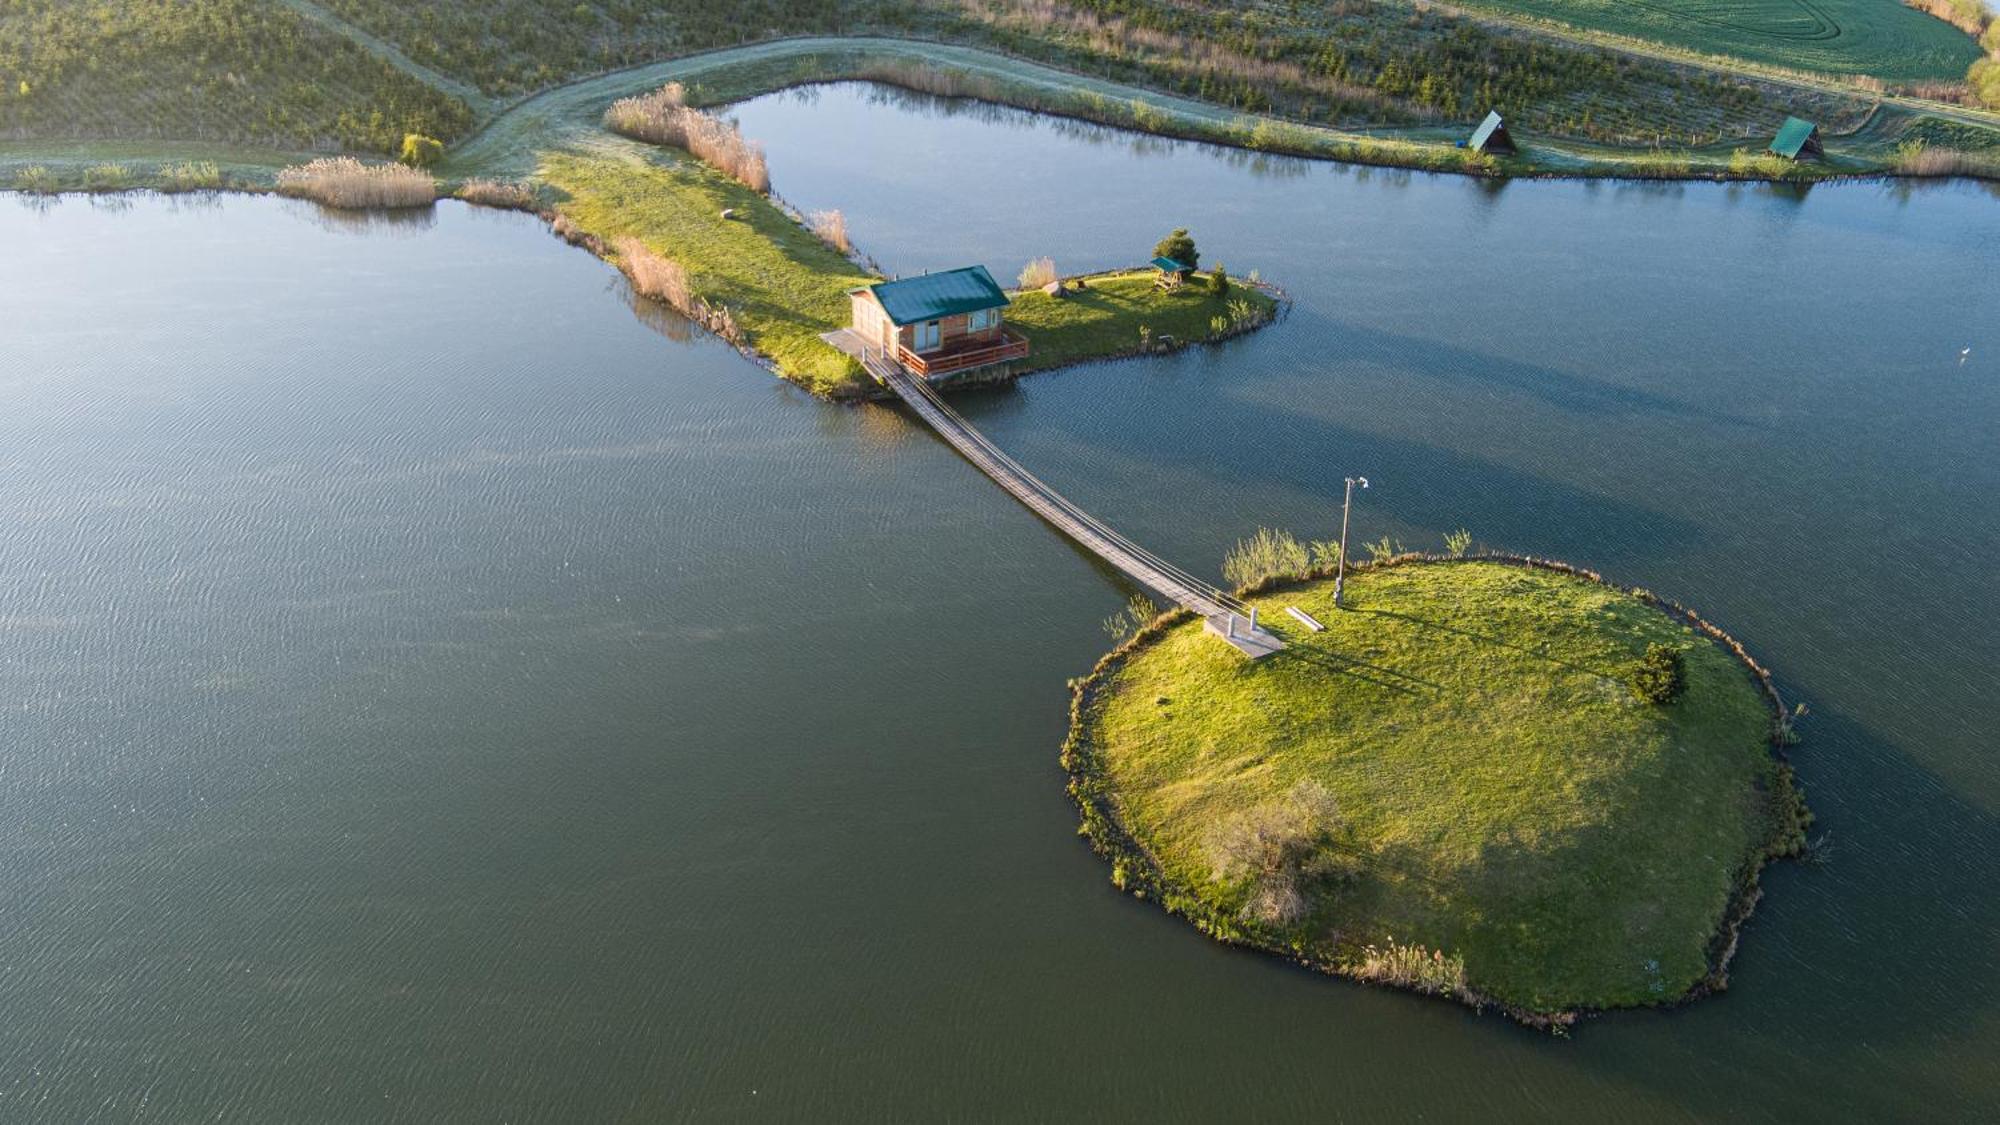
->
1064, 555, 1811, 1026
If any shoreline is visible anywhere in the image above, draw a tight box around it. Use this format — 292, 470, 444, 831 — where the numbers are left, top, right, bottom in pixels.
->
1061, 552, 1811, 1031
5, 38, 1998, 193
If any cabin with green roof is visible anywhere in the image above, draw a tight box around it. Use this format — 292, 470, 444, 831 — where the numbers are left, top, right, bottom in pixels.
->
1769, 117, 1823, 161
1467, 111, 1516, 156
844, 265, 1029, 378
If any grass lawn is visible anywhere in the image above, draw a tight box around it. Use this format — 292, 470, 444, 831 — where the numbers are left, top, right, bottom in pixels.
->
1458, 0, 1982, 81
540, 144, 875, 396
1007, 273, 1277, 374
1069, 560, 1807, 1018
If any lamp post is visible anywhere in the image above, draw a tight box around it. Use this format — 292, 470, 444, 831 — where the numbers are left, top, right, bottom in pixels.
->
1333, 475, 1368, 608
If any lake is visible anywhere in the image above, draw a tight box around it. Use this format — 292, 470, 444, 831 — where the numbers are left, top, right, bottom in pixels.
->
2, 83, 1996, 1119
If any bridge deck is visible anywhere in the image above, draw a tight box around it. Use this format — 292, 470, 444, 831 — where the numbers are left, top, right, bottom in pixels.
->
874, 361, 1283, 658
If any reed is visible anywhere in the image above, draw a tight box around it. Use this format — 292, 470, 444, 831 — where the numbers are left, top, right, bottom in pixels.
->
613, 236, 743, 345
275, 157, 436, 209
806, 208, 850, 253
1018, 256, 1058, 288
604, 82, 770, 193
1353, 939, 1471, 999
83, 163, 130, 190
456, 178, 540, 210
1894, 140, 2000, 176
159, 161, 222, 192
13, 164, 60, 193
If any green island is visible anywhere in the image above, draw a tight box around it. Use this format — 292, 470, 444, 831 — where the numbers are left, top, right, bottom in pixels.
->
1065, 556, 1811, 1025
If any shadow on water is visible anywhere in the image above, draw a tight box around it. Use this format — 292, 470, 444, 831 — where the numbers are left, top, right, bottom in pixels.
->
947, 366, 1708, 560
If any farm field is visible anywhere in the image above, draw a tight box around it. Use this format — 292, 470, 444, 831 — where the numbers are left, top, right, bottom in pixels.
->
1455, 0, 1984, 80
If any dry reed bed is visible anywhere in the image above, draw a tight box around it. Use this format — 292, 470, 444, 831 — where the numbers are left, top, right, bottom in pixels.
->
275, 157, 435, 209
604, 82, 769, 193
612, 236, 742, 344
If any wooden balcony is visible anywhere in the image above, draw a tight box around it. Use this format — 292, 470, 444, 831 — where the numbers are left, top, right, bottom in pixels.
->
898, 328, 1030, 377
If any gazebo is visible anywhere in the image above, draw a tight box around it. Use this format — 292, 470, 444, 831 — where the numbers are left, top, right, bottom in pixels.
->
1768, 116, 1823, 161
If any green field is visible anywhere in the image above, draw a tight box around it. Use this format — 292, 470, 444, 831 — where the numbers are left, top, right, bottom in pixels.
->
1458, 0, 1983, 80
1067, 560, 1808, 1017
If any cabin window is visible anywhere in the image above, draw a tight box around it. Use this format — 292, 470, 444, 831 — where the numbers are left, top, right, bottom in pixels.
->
968, 308, 997, 332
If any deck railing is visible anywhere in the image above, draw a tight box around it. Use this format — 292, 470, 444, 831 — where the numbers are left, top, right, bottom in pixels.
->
897, 329, 1030, 377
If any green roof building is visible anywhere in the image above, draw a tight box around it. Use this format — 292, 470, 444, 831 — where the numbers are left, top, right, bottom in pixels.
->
1769, 116, 1823, 161
844, 265, 1028, 378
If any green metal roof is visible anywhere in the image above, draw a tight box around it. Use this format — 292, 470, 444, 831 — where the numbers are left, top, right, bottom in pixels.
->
1151, 256, 1191, 273
1769, 116, 1818, 159
1468, 111, 1506, 151
862, 266, 1009, 326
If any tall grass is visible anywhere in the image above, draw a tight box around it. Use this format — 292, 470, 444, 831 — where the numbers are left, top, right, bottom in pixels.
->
1353, 939, 1471, 1000
456, 178, 540, 210
1018, 256, 1058, 288
13, 164, 59, 193
1221, 527, 1310, 590
1894, 139, 2000, 177
605, 82, 770, 193
82, 163, 130, 190
160, 161, 222, 192
806, 208, 850, 253
275, 157, 436, 209
613, 236, 742, 345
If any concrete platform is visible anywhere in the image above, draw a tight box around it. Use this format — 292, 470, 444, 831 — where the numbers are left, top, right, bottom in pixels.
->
1204, 614, 1287, 659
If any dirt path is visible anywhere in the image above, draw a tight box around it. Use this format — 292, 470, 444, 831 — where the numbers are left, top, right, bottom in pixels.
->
269, 0, 496, 116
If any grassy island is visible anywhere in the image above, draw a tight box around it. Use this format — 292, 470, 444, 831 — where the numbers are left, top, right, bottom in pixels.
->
1065, 558, 1810, 1024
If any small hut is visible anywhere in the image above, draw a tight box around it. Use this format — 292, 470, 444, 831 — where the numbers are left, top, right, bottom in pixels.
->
1768, 116, 1823, 161
1467, 111, 1516, 156
1151, 256, 1193, 290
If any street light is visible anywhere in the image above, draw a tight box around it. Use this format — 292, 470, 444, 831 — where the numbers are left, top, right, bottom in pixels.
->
1333, 475, 1369, 609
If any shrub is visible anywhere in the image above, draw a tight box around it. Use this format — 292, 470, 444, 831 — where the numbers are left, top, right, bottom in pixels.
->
1018, 256, 1058, 289
605, 82, 769, 193
160, 161, 221, 192
1364, 536, 1404, 562
1444, 528, 1473, 557
83, 163, 129, 190
1208, 263, 1230, 295
1629, 643, 1687, 705
1222, 527, 1310, 589
1209, 780, 1354, 927
276, 157, 436, 209
807, 208, 850, 254
1308, 539, 1343, 570
1153, 227, 1198, 269
14, 164, 59, 193
398, 133, 444, 168
456, 179, 539, 210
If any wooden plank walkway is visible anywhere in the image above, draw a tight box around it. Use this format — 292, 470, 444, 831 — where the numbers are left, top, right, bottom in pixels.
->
873, 359, 1284, 658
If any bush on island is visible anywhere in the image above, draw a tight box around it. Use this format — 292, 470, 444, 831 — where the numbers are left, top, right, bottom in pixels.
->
399, 133, 444, 168
1629, 643, 1688, 705
1154, 227, 1198, 270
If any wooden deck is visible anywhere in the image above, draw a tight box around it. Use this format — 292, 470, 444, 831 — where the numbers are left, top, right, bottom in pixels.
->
872, 359, 1283, 658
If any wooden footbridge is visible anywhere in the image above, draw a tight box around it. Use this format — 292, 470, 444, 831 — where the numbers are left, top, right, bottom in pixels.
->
870, 358, 1284, 658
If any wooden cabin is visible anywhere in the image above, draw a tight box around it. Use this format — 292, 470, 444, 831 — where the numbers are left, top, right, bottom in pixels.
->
847, 265, 1029, 377
1150, 256, 1193, 290
1467, 111, 1516, 155
1768, 116, 1823, 161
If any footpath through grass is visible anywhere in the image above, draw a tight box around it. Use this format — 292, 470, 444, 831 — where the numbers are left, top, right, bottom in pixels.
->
1068, 560, 1808, 1019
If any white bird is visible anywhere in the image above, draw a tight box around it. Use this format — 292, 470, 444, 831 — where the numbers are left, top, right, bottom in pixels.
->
1962, 346, 1973, 366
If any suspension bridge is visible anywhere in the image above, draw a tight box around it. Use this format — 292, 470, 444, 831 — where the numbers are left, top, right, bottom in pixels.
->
870, 359, 1284, 658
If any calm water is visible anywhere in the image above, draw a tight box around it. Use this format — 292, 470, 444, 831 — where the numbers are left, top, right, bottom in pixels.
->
3, 85, 1997, 1119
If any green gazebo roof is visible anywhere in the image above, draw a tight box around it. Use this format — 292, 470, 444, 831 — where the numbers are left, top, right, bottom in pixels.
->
1770, 116, 1819, 159
1151, 256, 1191, 273
1468, 110, 1506, 151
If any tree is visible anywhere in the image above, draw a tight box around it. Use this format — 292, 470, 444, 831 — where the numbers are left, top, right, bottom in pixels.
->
1208, 262, 1229, 295
398, 133, 444, 168
1153, 227, 1198, 269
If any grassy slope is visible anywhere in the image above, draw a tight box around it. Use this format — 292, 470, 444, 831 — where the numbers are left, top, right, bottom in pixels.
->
0, 0, 471, 153
1078, 561, 1799, 1014
1453, 0, 1983, 81
540, 143, 875, 395
1007, 273, 1275, 374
